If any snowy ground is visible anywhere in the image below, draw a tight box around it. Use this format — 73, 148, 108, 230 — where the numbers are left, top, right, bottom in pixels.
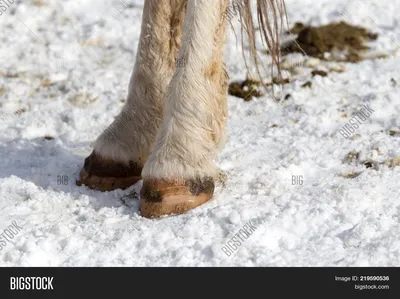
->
0, 0, 399, 266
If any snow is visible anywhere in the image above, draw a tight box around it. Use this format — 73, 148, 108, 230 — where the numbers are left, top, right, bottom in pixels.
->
0, 0, 399, 266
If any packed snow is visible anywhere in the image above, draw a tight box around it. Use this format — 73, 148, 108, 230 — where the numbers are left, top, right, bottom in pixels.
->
0, 0, 399, 266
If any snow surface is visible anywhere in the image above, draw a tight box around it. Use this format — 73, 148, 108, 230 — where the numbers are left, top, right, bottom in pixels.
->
0, 0, 399, 266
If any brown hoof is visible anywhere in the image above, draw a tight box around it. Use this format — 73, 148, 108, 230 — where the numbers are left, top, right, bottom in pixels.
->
140, 177, 215, 218
76, 151, 142, 192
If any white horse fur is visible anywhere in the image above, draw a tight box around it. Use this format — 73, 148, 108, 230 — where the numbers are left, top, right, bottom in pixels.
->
91, 0, 286, 182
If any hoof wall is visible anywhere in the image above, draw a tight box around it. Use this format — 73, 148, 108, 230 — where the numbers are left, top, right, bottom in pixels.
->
76, 151, 142, 191
140, 177, 214, 218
